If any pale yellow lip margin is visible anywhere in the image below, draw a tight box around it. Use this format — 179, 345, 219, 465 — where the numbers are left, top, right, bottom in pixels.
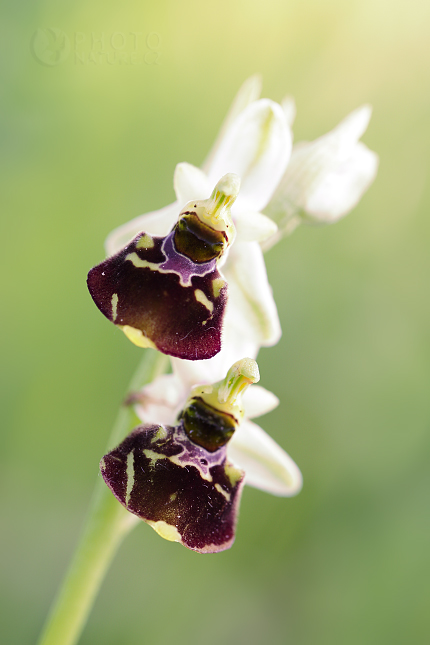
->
119, 325, 156, 349
147, 520, 181, 543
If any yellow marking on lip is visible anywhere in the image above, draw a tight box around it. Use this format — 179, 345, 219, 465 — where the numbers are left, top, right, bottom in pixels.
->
147, 520, 181, 543
125, 252, 159, 271
151, 426, 168, 443
168, 452, 213, 482
224, 462, 243, 487
136, 234, 155, 249
120, 325, 156, 349
125, 450, 135, 507
143, 443, 213, 483
194, 289, 214, 313
212, 277, 225, 298
111, 293, 119, 321
143, 449, 165, 468
215, 483, 230, 501
126, 251, 191, 287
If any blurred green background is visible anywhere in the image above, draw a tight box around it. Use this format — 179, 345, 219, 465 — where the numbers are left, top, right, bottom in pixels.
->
1, 0, 429, 643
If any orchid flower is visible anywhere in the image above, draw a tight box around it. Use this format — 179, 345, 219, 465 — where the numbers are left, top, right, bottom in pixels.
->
102, 359, 302, 553
102, 77, 377, 385
89, 76, 377, 542
104, 77, 292, 380
88, 174, 240, 360
264, 101, 379, 245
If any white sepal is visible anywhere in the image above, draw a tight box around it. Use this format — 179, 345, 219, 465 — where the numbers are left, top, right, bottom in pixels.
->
207, 99, 292, 213
242, 385, 279, 419
281, 96, 296, 129
223, 241, 281, 346
104, 201, 179, 256
267, 104, 378, 227
203, 75, 262, 173
333, 104, 372, 144
234, 210, 278, 243
304, 141, 379, 222
228, 420, 303, 496
173, 162, 211, 206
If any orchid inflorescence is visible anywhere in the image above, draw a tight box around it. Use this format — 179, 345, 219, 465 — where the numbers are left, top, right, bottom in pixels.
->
88, 76, 378, 553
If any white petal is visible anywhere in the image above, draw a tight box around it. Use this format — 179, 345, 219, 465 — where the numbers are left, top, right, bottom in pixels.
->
333, 104, 373, 146
207, 99, 292, 212
134, 373, 186, 425
173, 163, 211, 205
203, 75, 262, 173
228, 420, 302, 496
266, 105, 377, 228
260, 215, 302, 252
105, 201, 179, 256
281, 96, 296, 129
242, 385, 279, 419
234, 211, 278, 243
305, 143, 379, 222
299, 105, 373, 170
223, 241, 281, 346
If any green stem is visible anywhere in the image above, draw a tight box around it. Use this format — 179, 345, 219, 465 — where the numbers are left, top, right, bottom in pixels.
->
37, 350, 169, 645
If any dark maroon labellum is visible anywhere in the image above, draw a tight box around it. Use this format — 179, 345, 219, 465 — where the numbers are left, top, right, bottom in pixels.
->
87, 230, 227, 360
100, 423, 245, 553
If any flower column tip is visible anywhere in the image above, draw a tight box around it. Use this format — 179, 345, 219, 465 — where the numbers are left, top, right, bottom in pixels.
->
217, 358, 260, 407
202, 173, 240, 235
181, 358, 260, 452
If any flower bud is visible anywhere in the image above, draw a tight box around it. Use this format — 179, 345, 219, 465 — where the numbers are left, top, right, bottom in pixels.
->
264, 106, 379, 244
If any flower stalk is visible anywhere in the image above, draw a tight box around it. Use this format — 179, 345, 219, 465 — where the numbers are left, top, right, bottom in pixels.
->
37, 350, 168, 645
